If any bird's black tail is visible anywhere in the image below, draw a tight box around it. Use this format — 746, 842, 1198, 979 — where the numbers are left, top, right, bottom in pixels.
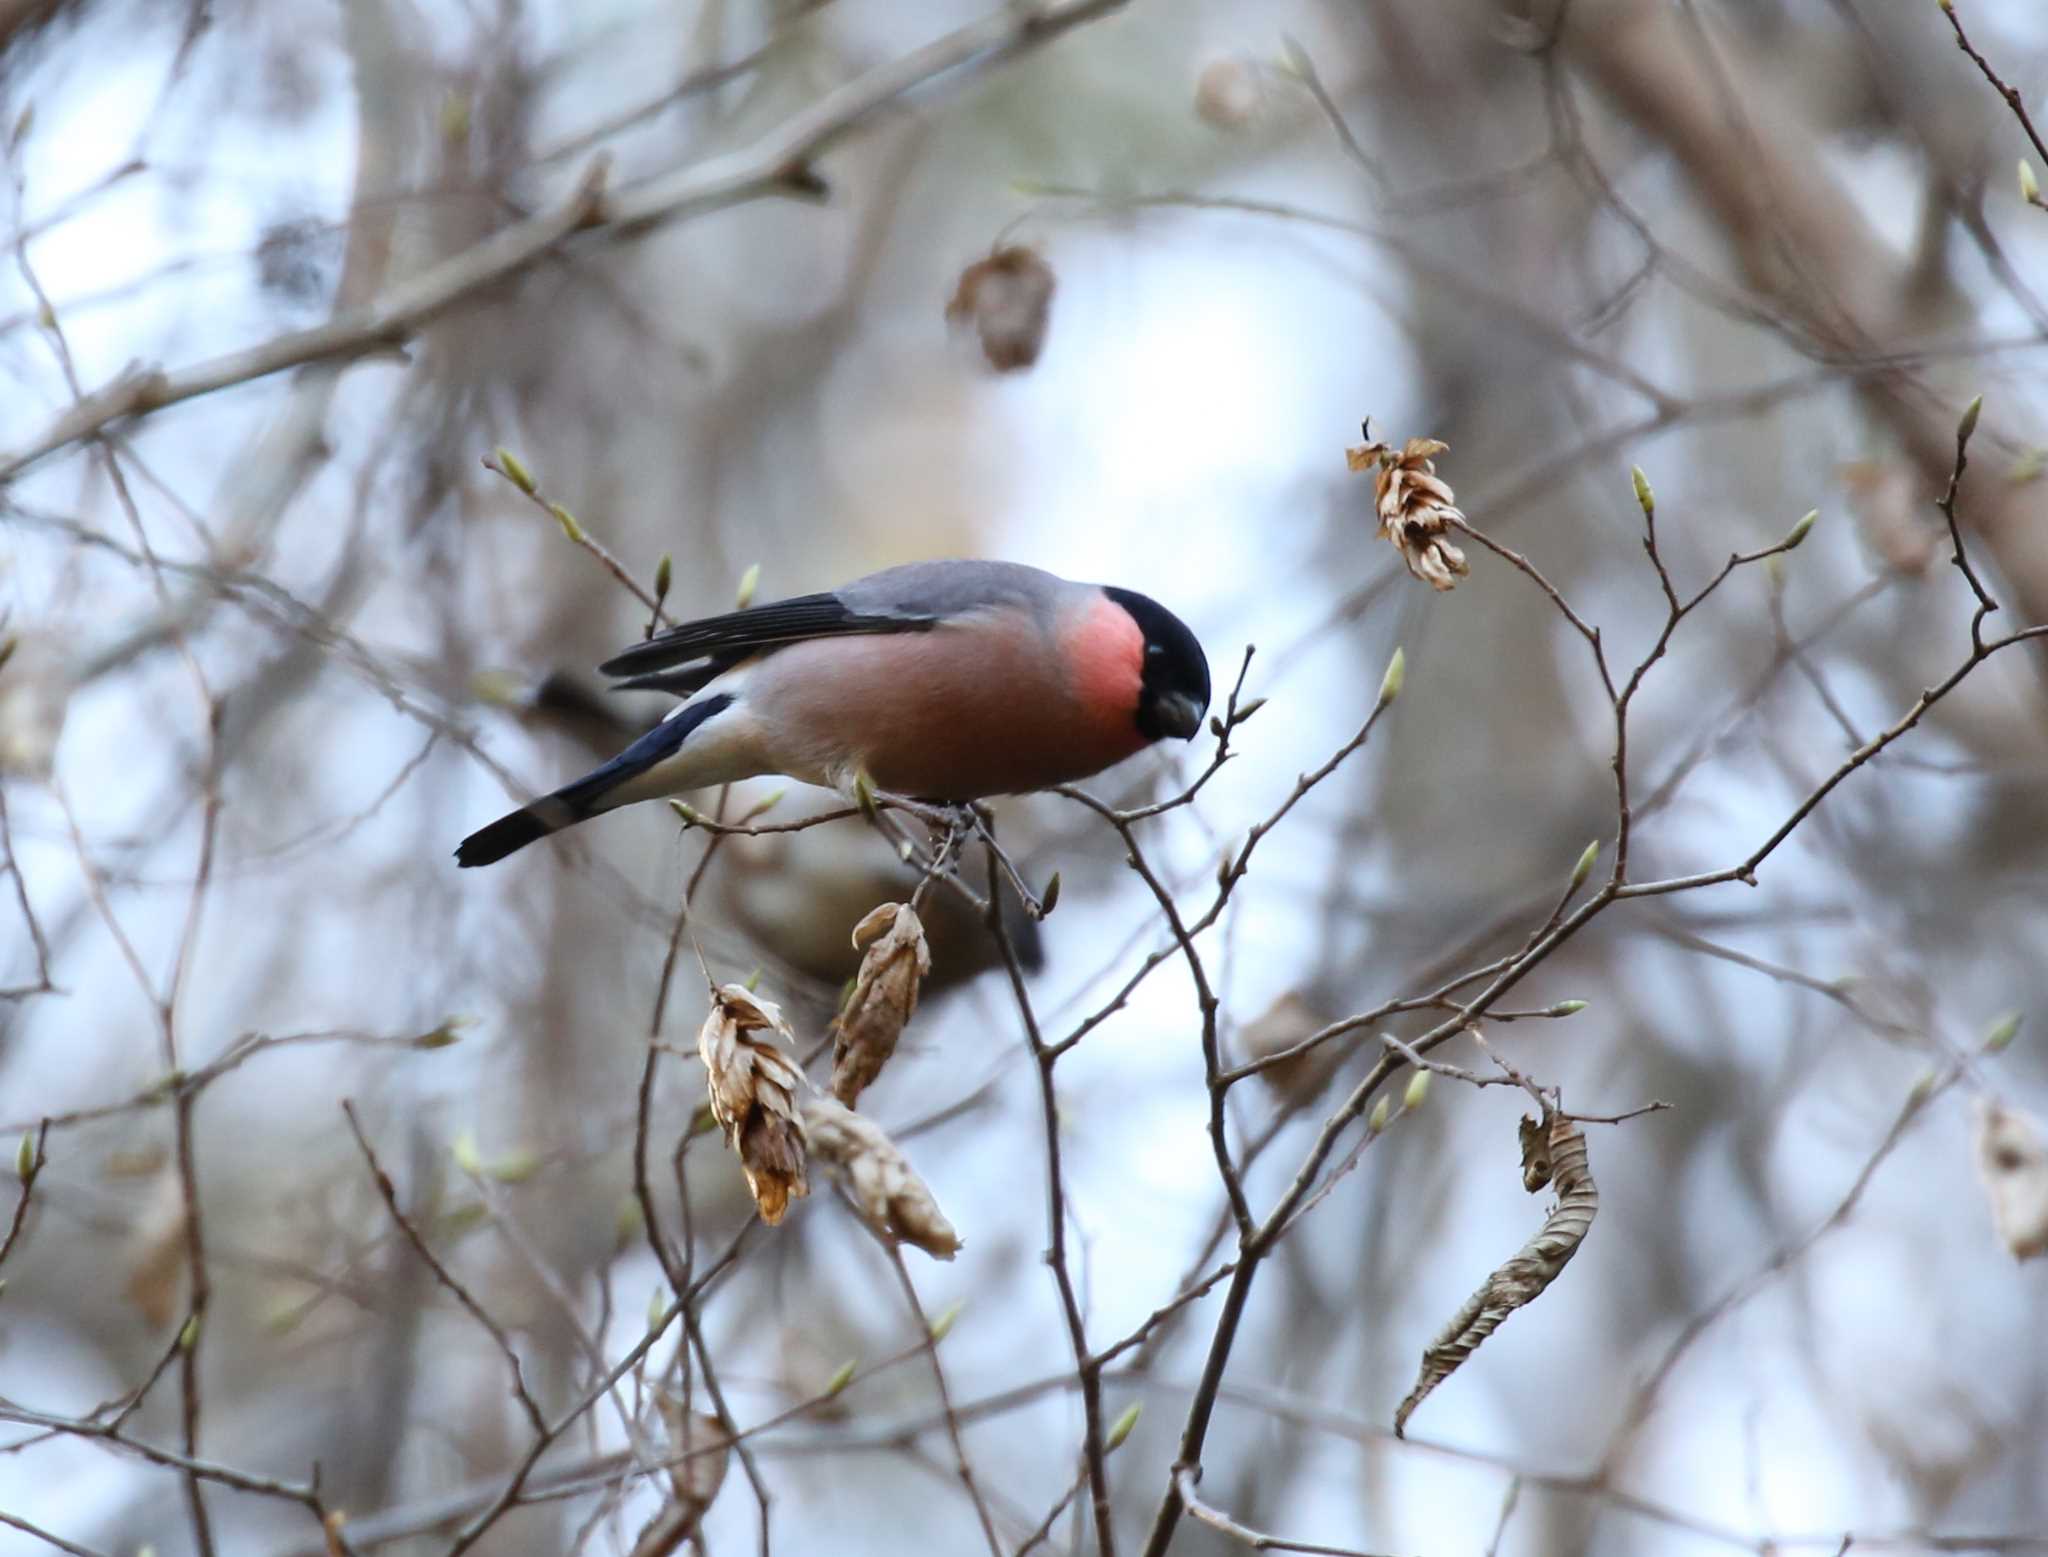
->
454, 805, 563, 868
455, 693, 734, 868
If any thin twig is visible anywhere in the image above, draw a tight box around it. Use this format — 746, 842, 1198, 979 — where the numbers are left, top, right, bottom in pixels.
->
0, 1120, 48, 1271
880, 1243, 1006, 1556
1935, 397, 1998, 651
983, 840, 1119, 1557
1938, 3, 2048, 177
0, 786, 56, 1001
339, 1101, 548, 1435
481, 453, 674, 626
1173, 1467, 1392, 1556
0, 1509, 110, 1557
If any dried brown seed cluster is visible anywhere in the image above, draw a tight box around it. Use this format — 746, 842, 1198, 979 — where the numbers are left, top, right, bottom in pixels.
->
946, 246, 1056, 372
697, 985, 809, 1224
802, 1098, 961, 1260
692, 909, 957, 1258
830, 903, 931, 1106
1348, 429, 1470, 592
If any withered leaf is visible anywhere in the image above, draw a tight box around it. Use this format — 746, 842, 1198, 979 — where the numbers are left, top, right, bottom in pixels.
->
946, 246, 1056, 373
1395, 1110, 1597, 1437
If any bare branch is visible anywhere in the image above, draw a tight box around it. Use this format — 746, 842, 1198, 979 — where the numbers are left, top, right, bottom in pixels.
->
1173, 1467, 1395, 1556
0, 0, 1134, 484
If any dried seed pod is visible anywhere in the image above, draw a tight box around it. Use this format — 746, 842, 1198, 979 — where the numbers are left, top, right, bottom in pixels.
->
697, 985, 809, 1224
946, 246, 1056, 372
1347, 429, 1471, 592
802, 1097, 961, 1260
829, 904, 931, 1106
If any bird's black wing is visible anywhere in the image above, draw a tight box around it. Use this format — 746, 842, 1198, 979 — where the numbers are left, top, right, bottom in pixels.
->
597, 591, 939, 683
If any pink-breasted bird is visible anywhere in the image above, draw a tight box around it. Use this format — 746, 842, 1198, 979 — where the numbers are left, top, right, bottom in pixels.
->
455, 560, 1211, 867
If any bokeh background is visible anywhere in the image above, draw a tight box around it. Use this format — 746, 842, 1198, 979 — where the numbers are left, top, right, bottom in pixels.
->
3, 1, 2047, 1553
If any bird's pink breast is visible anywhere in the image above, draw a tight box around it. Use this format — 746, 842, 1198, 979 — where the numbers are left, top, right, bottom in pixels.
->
741, 598, 1148, 799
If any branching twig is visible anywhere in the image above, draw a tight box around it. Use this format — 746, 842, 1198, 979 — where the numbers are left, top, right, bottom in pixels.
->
0, 0, 1135, 484
1938, 3, 2048, 178
482, 453, 675, 627
339, 1101, 549, 1436
1172, 1468, 1392, 1556
1935, 396, 1998, 651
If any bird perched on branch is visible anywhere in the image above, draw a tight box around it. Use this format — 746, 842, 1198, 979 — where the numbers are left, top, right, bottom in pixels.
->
456, 560, 1211, 867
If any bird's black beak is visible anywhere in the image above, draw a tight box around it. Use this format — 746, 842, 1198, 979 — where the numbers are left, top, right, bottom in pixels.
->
1155, 691, 1207, 741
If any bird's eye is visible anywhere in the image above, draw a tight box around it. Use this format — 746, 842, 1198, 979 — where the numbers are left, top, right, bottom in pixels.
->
1146, 643, 1165, 659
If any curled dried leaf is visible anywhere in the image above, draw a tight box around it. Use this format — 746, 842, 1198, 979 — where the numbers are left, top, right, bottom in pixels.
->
1976, 1100, 2048, 1261
1347, 429, 1471, 592
946, 246, 1056, 372
1840, 461, 1940, 575
698, 985, 809, 1224
1240, 991, 1333, 1097
1395, 1110, 1597, 1437
124, 1168, 189, 1328
660, 1403, 732, 1513
802, 1097, 961, 1260
0, 633, 73, 779
829, 904, 931, 1106
635, 1402, 731, 1557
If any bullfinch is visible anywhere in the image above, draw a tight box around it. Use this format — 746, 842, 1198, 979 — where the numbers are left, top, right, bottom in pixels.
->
455, 560, 1211, 867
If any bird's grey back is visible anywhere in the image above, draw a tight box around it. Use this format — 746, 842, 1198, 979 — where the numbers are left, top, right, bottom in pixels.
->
836, 560, 1086, 626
